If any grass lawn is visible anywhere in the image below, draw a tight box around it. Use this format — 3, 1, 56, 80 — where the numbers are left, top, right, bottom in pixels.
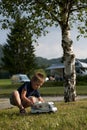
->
0, 79, 87, 130
0, 79, 11, 85
0, 79, 87, 97
0, 100, 87, 130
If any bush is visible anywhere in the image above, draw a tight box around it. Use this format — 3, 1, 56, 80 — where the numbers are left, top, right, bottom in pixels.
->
43, 76, 87, 87
0, 71, 10, 79
76, 75, 87, 85
42, 81, 63, 87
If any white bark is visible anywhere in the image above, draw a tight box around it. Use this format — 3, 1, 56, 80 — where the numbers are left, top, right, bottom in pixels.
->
61, 25, 76, 102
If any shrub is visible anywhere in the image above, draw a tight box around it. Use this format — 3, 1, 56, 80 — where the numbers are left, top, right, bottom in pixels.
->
42, 81, 63, 87
76, 75, 87, 85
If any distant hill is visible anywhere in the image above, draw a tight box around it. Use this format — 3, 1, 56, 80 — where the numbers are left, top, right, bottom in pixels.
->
35, 57, 62, 68
35, 56, 87, 68
0, 44, 87, 68
0, 44, 62, 68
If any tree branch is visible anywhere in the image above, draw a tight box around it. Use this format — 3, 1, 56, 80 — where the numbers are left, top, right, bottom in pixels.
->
35, 0, 61, 24
71, 5, 87, 12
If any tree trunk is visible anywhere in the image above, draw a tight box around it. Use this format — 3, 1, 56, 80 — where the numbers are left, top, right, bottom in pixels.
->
61, 23, 76, 102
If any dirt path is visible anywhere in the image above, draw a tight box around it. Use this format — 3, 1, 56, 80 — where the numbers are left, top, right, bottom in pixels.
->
0, 95, 87, 110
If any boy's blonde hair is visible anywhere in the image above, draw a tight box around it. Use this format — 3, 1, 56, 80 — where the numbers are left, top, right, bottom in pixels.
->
31, 72, 45, 83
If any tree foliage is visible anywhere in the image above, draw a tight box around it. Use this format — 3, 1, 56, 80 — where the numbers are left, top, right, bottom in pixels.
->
0, 44, 3, 65
2, 15, 36, 75
0, 0, 87, 38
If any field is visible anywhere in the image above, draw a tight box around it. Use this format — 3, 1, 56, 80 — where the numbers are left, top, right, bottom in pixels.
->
0, 79, 87, 98
0, 100, 87, 130
0, 79, 87, 130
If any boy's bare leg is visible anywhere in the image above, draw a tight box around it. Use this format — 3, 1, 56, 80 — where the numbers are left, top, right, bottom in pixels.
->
12, 90, 24, 110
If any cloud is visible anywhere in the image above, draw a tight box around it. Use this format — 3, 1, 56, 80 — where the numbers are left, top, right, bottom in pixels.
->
35, 41, 63, 59
73, 38, 87, 59
0, 26, 87, 59
35, 27, 63, 59
35, 27, 87, 59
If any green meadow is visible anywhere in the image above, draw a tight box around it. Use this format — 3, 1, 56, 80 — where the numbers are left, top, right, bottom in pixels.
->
0, 100, 87, 130
0, 79, 87, 97
0, 79, 87, 130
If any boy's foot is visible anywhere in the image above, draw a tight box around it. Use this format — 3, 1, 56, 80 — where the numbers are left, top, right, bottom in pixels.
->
20, 109, 26, 115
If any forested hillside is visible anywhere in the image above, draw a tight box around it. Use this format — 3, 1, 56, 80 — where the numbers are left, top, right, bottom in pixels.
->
35, 57, 62, 68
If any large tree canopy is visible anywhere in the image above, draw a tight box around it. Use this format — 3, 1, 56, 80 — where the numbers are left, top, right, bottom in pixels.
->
0, 0, 87, 102
0, 0, 87, 37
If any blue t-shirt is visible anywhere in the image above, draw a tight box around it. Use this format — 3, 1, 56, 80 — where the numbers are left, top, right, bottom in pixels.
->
17, 82, 40, 98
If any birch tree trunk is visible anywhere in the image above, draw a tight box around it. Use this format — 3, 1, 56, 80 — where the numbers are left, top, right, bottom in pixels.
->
61, 23, 76, 102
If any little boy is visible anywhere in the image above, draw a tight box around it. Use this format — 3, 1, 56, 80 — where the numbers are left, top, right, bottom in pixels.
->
10, 72, 45, 114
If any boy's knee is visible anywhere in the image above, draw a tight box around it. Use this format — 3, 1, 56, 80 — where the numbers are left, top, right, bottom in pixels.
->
13, 90, 19, 96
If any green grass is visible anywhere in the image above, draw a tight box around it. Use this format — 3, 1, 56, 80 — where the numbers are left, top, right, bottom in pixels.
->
1, 85, 87, 98
0, 79, 87, 98
40, 87, 64, 96
0, 79, 11, 85
0, 100, 87, 130
0, 79, 87, 130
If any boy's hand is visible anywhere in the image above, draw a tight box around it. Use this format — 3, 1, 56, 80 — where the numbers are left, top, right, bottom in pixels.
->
38, 97, 45, 102
28, 99, 34, 106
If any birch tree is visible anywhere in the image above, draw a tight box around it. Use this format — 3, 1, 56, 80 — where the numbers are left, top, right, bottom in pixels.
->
0, 0, 87, 102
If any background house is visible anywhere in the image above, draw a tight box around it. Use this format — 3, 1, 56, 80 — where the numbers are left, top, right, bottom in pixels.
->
75, 60, 87, 76
46, 60, 87, 81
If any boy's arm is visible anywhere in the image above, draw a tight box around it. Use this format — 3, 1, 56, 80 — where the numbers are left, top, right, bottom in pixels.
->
21, 89, 34, 105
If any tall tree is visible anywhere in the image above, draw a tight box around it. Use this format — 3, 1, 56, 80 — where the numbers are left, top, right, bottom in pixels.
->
0, 44, 3, 64
0, 0, 87, 102
2, 16, 36, 75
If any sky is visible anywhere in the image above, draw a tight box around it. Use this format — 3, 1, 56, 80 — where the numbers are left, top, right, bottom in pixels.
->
0, 26, 87, 60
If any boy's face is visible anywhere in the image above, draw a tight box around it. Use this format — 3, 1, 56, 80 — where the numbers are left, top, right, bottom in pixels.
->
32, 80, 44, 90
